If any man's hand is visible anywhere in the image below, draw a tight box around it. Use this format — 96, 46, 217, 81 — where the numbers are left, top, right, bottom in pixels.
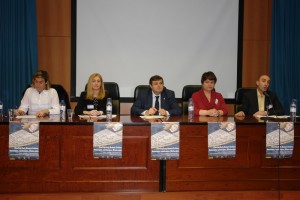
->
235, 111, 245, 117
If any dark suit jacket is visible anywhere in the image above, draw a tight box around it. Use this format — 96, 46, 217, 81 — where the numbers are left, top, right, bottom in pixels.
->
131, 88, 181, 116
237, 89, 284, 116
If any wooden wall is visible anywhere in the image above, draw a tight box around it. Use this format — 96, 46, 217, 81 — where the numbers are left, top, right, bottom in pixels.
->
36, 0, 273, 115
36, 0, 71, 99
242, 0, 272, 86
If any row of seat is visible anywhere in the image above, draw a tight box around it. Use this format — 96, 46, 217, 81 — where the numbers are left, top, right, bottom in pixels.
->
26, 83, 255, 115
104, 83, 255, 115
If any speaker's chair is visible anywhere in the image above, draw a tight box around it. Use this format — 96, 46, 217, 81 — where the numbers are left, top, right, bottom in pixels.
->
51, 84, 71, 109
133, 85, 150, 102
234, 87, 256, 113
182, 85, 202, 114
104, 82, 120, 114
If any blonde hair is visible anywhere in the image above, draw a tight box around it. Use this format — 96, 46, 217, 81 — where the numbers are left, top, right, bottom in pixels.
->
85, 73, 106, 100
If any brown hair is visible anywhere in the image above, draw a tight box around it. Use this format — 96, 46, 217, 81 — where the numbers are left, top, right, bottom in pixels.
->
149, 75, 164, 85
201, 71, 217, 84
31, 70, 51, 90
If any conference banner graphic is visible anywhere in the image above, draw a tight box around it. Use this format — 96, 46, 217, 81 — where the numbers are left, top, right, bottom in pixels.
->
266, 122, 294, 158
93, 122, 123, 159
9, 121, 40, 160
151, 122, 180, 160
208, 122, 236, 159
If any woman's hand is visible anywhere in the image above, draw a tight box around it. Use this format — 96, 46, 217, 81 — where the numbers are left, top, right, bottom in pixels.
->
88, 110, 103, 116
35, 109, 49, 117
208, 109, 219, 117
15, 109, 25, 116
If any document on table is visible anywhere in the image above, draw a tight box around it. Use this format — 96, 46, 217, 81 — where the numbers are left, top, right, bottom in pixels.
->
78, 115, 117, 119
16, 115, 36, 119
256, 115, 290, 119
140, 115, 165, 119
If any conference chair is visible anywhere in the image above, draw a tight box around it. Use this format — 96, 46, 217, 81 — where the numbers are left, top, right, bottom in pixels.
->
104, 82, 120, 115
51, 84, 71, 109
234, 87, 256, 113
181, 85, 202, 114
133, 85, 150, 102
22, 84, 71, 110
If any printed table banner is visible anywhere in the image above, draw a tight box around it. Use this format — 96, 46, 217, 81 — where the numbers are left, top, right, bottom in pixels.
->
151, 122, 180, 160
93, 122, 123, 159
208, 122, 236, 159
9, 121, 40, 160
266, 122, 294, 158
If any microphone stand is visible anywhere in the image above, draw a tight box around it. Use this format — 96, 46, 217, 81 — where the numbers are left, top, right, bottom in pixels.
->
264, 91, 281, 198
277, 122, 281, 200
263, 91, 277, 118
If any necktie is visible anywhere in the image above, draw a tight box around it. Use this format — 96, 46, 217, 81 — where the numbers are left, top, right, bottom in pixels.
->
155, 96, 159, 115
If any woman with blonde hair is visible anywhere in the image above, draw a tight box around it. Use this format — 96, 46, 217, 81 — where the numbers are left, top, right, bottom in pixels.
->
75, 73, 107, 115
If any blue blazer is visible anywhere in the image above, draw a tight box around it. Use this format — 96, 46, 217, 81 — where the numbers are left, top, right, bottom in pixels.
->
237, 89, 284, 116
131, 87, 181, 116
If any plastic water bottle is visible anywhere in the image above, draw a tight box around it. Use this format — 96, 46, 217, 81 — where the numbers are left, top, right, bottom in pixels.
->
188, 98, 194, 120
0, 100, 3, 119
106, 98, 112, 121
60, 100, 66, 119
290, 99, 297, 121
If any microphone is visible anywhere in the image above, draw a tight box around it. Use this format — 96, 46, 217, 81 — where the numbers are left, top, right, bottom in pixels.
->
263, 91, 269, 97
263, 91, 277, 116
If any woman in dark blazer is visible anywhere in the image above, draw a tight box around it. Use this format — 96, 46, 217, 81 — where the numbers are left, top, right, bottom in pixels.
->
75, 73, 108, 115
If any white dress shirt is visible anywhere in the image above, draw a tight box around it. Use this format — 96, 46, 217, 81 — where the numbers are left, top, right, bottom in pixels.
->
19, 87, 60, 115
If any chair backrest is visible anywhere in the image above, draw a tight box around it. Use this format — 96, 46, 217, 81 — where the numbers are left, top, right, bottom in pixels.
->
133, 85, 150, 102
22, 84, 71, 109
234, 87, 256, 113
104, 82, 120, 114
182, 85, 202, 114
51, 84, 71, 109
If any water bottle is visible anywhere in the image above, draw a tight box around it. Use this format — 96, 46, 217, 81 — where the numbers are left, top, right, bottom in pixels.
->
106, 98, 112, 121
290, 99, 297, 121
60, 100, 66, 119
188, 98, 194, 120
0, 100, 3, 119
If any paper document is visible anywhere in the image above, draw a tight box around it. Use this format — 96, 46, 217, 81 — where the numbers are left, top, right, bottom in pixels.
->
16, 115, 36, 119
78, 115, 117, 119
140, 115, 165, 119
257, 115, 290, 119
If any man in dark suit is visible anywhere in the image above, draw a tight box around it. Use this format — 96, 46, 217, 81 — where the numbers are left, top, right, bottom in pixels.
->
235, 75, 284, 117
131, 75, 181, 116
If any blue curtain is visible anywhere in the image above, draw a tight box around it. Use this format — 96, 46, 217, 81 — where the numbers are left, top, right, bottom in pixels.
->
270, 0, 300, 114
0, 0, 37, 114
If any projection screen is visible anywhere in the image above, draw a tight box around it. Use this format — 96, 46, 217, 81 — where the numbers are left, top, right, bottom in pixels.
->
73, 0, 242, 99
